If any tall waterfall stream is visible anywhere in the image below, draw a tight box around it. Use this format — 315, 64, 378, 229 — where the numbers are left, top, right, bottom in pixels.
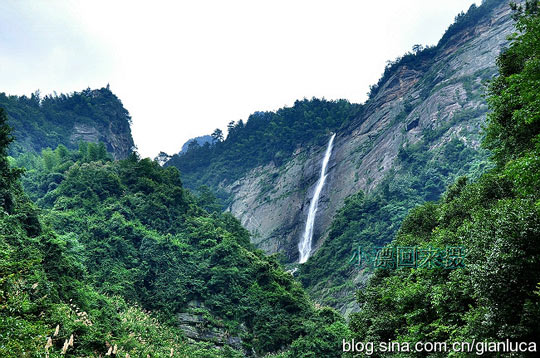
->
298, 133, 336, 264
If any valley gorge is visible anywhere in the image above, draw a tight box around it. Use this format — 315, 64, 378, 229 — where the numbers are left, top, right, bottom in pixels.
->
167, 0, 518, 315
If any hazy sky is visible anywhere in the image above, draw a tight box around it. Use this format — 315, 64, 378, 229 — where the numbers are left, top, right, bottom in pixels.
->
1, 0, 480, 158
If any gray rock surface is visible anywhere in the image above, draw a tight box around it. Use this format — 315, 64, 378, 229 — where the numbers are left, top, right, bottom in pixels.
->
69, 115, 134, 160
176, 302, 246, 353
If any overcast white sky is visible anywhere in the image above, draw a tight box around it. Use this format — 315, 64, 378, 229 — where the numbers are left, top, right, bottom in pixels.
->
1, 0, 480, 158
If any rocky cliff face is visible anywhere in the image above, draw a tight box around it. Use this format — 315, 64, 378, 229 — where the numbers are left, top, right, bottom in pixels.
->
176, 301, 246, 353
68, 107, 134, 160
1, 87, 134, 160
58, 88, 135, 160
223, 1, 515, 262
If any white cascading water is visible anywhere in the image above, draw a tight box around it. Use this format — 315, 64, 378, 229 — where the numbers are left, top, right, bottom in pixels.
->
298, 133, 336, 264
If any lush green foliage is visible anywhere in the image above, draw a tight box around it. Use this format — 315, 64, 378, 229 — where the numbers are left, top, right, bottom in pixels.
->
484, 1, 540, 169
2, 109, 217, 357
0, 87, 133, 157
348, 2, 540, 354
0, 108, 23, 213
11, 142, 110, 203
166, 98, 362, 194
2, 128, 349, 356
3, 0, 533, 356
267, 308, 350, 358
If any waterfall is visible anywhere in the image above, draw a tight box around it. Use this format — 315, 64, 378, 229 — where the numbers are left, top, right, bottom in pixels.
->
298, 133, 336, 264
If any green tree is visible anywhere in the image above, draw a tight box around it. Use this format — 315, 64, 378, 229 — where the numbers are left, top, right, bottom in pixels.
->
0, 108, 22, 212
484, 1, 540, 166
212, 128, 224, 142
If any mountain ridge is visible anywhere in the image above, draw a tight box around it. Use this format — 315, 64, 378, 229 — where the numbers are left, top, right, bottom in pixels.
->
198, 0, 512, 258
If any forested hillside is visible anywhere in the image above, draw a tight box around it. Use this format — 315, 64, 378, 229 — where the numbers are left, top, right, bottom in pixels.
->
0, 87, 134, 159
349, 1, 539, 354
1, 108, 349, 357
179, 135, 213, 155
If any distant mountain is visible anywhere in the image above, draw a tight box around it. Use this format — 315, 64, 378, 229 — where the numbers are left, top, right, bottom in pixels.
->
0, 86, 134, 159
152, 136, 213, 166
179, 135, 213, 154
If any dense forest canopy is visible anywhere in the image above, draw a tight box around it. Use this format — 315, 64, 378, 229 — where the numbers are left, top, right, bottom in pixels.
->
1, 103, 351, 356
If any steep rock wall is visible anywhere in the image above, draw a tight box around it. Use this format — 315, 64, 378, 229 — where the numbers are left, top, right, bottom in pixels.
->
224, 1, 515, 262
